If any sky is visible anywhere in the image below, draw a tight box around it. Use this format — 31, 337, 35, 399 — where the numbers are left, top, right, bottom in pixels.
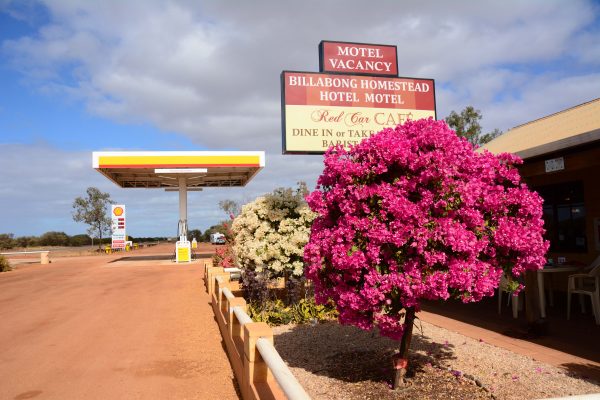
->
1, 0, 600, 238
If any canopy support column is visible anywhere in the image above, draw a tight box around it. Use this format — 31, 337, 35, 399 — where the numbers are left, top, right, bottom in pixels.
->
178, 176, 187, 240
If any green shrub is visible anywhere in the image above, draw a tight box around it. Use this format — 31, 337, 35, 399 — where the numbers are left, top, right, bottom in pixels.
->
0, 255, 12, 272
248, 299, 295, 325
38, 231, 70, 246
247, 297, 338, 326
293, 298, 338, 323
69, 234, 92, 247
0, 233, 15, 250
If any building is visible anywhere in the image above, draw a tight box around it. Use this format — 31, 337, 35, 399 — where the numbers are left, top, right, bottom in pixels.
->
483, 98, 600, 265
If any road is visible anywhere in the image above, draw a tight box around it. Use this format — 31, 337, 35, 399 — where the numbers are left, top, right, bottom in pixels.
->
0, 244, 239, 400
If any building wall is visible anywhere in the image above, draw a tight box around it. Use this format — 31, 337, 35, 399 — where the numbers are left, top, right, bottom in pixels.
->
521, 148, 600, 266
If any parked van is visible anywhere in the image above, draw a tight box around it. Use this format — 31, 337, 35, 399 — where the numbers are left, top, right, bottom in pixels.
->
210, 232, 226, 244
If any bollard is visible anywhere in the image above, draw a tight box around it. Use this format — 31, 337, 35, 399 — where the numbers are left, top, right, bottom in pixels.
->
40, 252, 50, 265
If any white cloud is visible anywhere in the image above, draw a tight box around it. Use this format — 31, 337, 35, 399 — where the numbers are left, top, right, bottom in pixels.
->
0, 143, 321, 237
1, 0, 600, 236
3, 0, 598, 150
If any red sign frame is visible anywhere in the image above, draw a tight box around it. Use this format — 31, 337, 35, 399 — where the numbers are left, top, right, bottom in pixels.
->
319, 41, 398, 77
281, 71, 436, 154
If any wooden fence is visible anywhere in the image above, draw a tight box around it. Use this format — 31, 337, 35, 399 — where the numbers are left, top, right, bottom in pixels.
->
204, 262, 310, 400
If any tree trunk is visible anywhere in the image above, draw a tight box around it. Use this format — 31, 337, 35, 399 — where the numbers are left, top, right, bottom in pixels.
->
393, 307, 415, 389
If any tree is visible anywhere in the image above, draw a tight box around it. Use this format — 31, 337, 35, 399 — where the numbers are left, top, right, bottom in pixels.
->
232, 186, 314, 277
200, 224, 229, 242
72, 187, 113, 250
232, 184, 316, 304
15, 236, 39, 248
69, 234, 92, 247
188, 229, 202, 241
219, 199, 241, 219
39, 231, 70, 246
478, 128, 502, 145
305, 118, 547, 388
0, 233, 15, 250
445, 106, 502, 146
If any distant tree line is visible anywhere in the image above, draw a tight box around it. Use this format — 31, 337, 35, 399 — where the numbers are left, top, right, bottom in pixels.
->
0, 232, 98, 250
0, 232, 168, 250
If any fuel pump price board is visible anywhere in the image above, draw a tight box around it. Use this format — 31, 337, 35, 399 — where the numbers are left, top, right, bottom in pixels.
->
111, 205, 126, 249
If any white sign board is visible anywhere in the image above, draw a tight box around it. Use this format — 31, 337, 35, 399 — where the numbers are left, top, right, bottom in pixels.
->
176, 240, 191, 263
545, 157, 565, 173
111, 204, 126, 249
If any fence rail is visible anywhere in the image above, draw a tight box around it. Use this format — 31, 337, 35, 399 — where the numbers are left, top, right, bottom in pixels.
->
233, 305, 253, 326
256, 338, 311, 400
204, 261, 311, 400
0, 250, 50, 264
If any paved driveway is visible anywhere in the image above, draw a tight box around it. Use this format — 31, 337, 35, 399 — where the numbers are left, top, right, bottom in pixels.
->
0, 244, 239, 400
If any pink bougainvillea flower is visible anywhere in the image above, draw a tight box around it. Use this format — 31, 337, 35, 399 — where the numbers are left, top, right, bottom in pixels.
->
305, 118, 548, 340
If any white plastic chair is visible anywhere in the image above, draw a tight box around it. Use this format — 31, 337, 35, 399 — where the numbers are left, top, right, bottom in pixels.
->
567, 256, 600, 325
498, 274, 520, 318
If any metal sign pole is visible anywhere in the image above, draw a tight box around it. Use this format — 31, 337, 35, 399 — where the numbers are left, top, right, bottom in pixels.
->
175, 176, 191, 263
178, 176, 188, 240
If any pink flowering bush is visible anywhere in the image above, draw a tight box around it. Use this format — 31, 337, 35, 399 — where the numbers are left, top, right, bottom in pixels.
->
212, 221, 236, 269
213, 245, 235, 269
304, 118, 548, 340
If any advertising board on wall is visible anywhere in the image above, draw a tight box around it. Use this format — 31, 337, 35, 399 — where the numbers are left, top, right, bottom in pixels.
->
111, 204, 126, 249
282, 41, 436, 154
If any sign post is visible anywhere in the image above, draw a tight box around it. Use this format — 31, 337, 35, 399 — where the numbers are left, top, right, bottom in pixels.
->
176, 240, 191, 263
281, 41, 436, 154
111, 205, 126, 250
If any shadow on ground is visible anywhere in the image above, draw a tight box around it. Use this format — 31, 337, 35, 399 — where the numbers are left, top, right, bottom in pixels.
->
275, 322, 454, 383
561, 362, 600, 383
109, 255, 174, 262
108, 253, 212, 263
273, 322, 489, 400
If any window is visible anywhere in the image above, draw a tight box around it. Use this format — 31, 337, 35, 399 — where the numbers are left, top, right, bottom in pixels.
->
535, 181, 587, 253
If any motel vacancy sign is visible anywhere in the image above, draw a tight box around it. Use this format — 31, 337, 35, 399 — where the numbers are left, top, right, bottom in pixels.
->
281, 41, 436, 154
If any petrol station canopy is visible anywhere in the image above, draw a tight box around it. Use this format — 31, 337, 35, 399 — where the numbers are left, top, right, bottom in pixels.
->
93, 151, 265, 189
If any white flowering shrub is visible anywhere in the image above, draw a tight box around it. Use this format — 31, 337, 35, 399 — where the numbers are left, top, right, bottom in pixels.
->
232, 185, 316, 280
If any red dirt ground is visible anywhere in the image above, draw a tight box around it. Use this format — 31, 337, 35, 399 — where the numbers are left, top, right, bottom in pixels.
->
0, 244, 239, 400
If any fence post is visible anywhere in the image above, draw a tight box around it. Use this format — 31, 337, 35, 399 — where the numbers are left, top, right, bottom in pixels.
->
243, 322, 273, 400
225, 299, 247, 390
212, 273, 230, 318
218, 279, 232, 316
207, 267, 224, 295
228, 298, 247, 340
203, 262, 210, 286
